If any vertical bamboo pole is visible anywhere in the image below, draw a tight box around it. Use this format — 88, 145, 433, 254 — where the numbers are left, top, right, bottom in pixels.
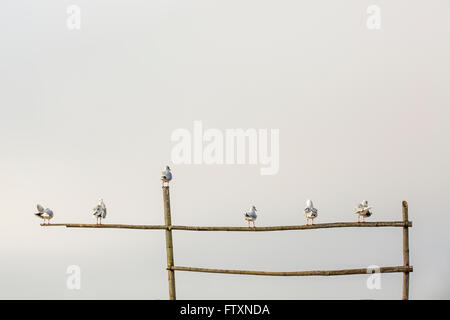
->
402, 200, 410, 300
163, 184, 176, 300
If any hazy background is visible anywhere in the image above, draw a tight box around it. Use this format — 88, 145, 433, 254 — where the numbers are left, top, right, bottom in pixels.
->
1, 0, 449, 299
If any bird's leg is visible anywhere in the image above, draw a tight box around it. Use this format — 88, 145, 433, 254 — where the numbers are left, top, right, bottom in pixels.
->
248, 221, 250, 229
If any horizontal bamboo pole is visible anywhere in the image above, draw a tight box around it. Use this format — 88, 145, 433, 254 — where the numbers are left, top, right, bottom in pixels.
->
41, 221, 412, 231
170, 221, 411, 231
169, 265, 413, 277
41, 223, 166, 230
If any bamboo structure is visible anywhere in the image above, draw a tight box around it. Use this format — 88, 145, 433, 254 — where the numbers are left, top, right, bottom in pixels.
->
40, 177, 413, 300
162, 184, 176, 300
402, 201, 410, 300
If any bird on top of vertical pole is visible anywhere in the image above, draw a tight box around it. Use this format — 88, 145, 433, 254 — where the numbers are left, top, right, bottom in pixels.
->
161, 166, 172, 186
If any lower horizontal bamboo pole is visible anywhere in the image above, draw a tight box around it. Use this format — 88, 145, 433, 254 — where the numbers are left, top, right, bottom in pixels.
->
41, 221, 411, 231
169, 265, 413, 277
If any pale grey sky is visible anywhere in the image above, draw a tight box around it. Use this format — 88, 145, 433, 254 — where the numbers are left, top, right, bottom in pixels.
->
0, 0, 449, 299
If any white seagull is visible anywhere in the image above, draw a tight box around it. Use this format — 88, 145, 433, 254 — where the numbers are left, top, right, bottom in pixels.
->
304, 199, 318, 225
35, 204, 54, 225
354, 200, 373, 223
244, 206, 258, 229
161, 166, 172, 185
92, 199, 107, 225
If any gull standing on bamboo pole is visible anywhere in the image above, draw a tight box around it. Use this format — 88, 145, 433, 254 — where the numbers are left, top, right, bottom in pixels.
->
304, 200, 318, 225
92, 199, 107, 225
35, 204, 54, 225
244, 206, 257, 229
161, 166, 172, 186
354, 200, 372, 222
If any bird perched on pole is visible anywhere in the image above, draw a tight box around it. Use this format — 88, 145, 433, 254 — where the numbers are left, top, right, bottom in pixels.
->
354, 200, 372, 222
161, 166, 172, 186
35, 204, 54, 225
92, 199, 107, 225
304, 199, 318, 225
244, 206, 258, 229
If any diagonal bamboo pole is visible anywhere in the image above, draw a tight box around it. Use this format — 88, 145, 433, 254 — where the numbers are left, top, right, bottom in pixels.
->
162, 184, 176, 300
402, 201, 410, 300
